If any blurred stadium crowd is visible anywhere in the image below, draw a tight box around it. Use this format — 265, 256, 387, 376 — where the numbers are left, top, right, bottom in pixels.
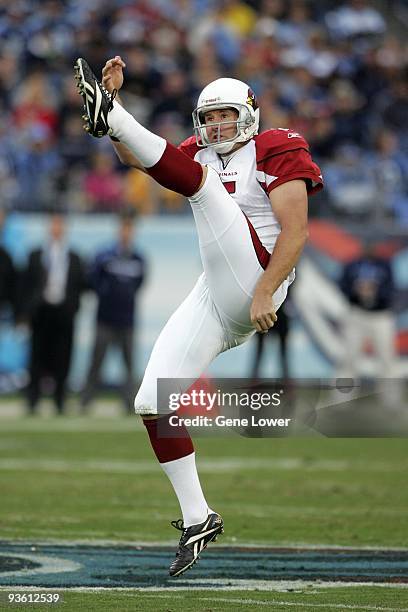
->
0, 0, 407, 220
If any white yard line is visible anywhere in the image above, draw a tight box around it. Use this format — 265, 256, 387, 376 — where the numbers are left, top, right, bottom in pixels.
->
0, 456, 407, 474
197, 597, 408, 611
0, 583, 407, 595
0, 418, 142, 433
164, 579, 408, 592
149, 592, 408, 609
2, 539, 408, 552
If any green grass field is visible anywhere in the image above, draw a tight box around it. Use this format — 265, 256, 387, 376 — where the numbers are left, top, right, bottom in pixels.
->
1, 404, 408, 611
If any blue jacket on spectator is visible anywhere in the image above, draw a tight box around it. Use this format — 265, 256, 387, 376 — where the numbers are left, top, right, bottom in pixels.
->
89, 246, 146, 328
339, 254, 394, 312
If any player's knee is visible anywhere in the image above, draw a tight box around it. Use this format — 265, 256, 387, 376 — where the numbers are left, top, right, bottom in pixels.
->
134, 392, 158, 416
189, 165, 223, 204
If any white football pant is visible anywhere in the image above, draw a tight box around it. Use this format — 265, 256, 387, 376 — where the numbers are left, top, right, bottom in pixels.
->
135, 166, 293, 414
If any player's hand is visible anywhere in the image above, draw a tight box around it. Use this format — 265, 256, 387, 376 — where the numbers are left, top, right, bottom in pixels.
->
250, 287, 277, 333
102, 56, 126, 93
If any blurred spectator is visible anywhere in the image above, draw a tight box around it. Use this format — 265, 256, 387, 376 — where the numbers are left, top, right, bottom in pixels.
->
22, 212, 85, 414
0, 3, 30, 54
0, 119, 18, 208
12, 122, 61, 210
12, 71, 59, 134
124, 169, 156, 215
81, 211, 146, 413
366, 129, 408, 223
150, 70, 193, 129
304, 112, 336, 160
83, 151, 124, 212
220, 0, 257, 38
189, 5, 242, 70
0, 51, 19, 107
329, 79, 367, 148
0, 209, 16, 317
275, 1, 313, 48
324, 145, 377, 216
119, 45, 162, 101
337, 243, 397, 382
325, 129, 408, 220
325, 0, 386, 40
276, 66, 323, 110
381, 77, 408, 144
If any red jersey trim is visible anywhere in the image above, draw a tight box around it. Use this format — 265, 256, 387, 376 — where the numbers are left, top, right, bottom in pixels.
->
267, 171, 323, 195
243, 213, 270, 270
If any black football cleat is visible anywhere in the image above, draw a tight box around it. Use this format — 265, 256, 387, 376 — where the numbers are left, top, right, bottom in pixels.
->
74, 57, 116, 138
169, 512, 224, 577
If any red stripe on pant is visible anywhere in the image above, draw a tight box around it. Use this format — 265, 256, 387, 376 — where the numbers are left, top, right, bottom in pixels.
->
244, 214, 271, 270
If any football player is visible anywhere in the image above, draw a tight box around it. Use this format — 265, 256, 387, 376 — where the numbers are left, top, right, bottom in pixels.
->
74, 55, 323, 577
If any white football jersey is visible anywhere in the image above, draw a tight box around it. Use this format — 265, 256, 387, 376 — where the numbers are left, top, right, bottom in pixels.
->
179, 128, 323, 253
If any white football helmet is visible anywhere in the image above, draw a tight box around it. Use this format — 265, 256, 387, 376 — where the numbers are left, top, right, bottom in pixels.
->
192, 77, 260, 154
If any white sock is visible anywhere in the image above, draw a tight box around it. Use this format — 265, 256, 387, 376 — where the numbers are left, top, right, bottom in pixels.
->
108, 101, 166, 168
160, 452, 212, 527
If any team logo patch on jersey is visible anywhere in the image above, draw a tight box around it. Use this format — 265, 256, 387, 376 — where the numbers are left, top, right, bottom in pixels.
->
246, 88, 258, 110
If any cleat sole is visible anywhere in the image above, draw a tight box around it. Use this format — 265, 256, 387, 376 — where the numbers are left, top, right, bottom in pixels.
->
73, 57, 114, 138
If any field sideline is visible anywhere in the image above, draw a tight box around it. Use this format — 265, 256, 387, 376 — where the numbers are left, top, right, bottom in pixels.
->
1, 404, 407, 610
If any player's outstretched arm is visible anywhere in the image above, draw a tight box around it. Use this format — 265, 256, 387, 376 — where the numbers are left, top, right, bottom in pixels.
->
102, 56, 147, 172
250, 179, 308, 333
